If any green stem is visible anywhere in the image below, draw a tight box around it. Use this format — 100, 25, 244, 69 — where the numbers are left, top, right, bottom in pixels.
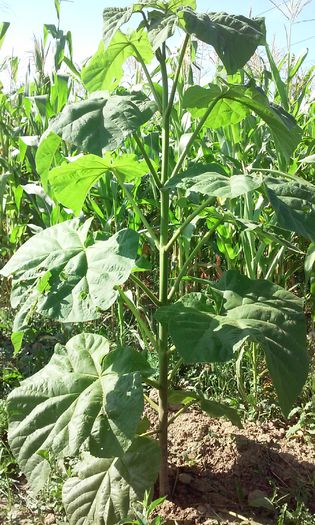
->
168, 220, 223, 301
117, 287, 157, 352
167, 400, 195, 427
252, 342, 258, 411
115, 173, 159, 248
117, 294, 124, 346
133, 47, 162, 114
164, 196, 214, 252
130, 274, 161, 307
170, 99, 219, 180
133, 133, 162, 190
168, 357, 183, 381
158, 44, 171, 496
165, 34, 190, 119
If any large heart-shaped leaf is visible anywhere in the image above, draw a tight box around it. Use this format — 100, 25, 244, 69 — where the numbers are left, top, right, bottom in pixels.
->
49, 92, 157, 155
165, 164, 262, 198
183, 83, 302, 160
7, 333, 145, 492
102, 347, 154, 377
264, 175, 315, 242
0, 219, 139, 323
48, 153, 147, 215
156, 270, 308, 415
82, 29, 153, 93
180, 11, 266, 74
63, 437, 160, 525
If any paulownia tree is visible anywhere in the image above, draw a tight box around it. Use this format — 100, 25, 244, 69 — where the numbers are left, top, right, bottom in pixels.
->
1, 1, 313, 523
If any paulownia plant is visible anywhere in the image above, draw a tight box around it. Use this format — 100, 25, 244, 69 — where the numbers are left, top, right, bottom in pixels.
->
1, 1, 313, 523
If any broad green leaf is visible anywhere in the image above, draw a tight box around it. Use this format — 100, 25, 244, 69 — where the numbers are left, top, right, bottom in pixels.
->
182, 84, 221, 110
35, 131, 62, 191
1, 219, 139, 323
165, 164, 262, 198
102, 347, 154, 377
49, 93, 157, 155
264, 175, 315, 242
183, 83, 302, 160
103, 6, 134, 47
169, 0, 196, 8
156, 270, 308, 416
184, 85, 248, 128
63, 437, 160, 525
48, 153, 147, 215
7, 333, 144, 493
102, 0, 195, 53
145, 11, 177, 51
168, 389, 197, 405
180, 11, 266, 74
82, 30, 153, 93
0, 22, 10, 50
136, 0, 196, 9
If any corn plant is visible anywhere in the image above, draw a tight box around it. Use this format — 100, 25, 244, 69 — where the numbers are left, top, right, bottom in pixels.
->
0, 2, 313, 524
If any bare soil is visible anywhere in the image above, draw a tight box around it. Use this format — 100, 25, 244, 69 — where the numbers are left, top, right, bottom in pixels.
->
155, 408, 315, 524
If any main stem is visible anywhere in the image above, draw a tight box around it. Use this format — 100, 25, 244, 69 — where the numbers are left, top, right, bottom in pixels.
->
158, 45, 170, 496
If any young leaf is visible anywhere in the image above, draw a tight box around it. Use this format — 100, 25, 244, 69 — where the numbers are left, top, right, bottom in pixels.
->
165, 164, 262, 198
82, 29, 153, 93
1, 219, 139, 323
48, 153, 147, 215
264, 175, 315, 242
179, 11, 266, 74
156, 270, 308, 416
7, 333, 144, 493
63, 437, 160, 525
49, 93, 157, 155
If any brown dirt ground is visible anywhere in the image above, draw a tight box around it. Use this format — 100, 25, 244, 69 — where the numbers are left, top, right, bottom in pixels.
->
154, 408, 315, 524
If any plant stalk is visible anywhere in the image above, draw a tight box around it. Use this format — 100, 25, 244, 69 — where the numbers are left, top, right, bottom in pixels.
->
158, 44, 170, 496
170, 99, 219, 180
168, 220, 223, 301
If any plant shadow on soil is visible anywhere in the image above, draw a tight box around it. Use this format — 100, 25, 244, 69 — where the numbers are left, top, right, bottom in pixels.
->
155, 410, 315, 524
